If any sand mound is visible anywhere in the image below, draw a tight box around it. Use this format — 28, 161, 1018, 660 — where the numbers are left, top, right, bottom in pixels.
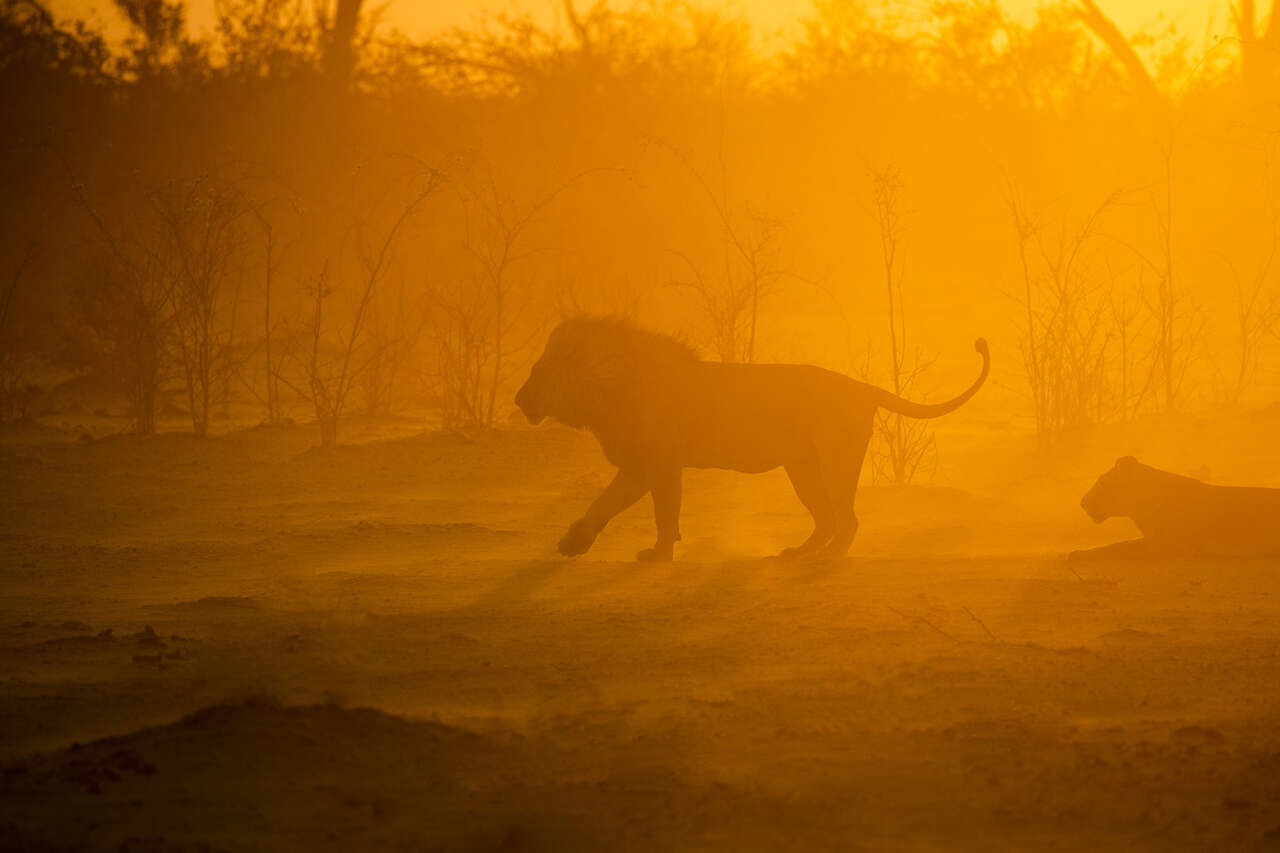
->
0, 700, 590, 852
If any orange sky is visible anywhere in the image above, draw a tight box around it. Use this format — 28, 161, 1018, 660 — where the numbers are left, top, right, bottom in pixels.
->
47, 0, 1229, 48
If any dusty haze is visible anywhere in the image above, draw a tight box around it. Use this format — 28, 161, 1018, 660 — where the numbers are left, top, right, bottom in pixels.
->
3, 0, 1280, 850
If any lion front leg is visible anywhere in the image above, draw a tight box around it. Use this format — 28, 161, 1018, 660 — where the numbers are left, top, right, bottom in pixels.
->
1068, 538, 1156, 561
558, 517, 604, 557
558, 469, 648, 557
638, 467, 682, 562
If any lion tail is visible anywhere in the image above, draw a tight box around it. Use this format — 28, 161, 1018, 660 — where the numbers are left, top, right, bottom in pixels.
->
875, 338, 990, 419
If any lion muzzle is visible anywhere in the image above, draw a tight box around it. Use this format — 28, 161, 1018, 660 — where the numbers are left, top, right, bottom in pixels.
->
514, 383, 546, 424
1080, 493, 1107, 523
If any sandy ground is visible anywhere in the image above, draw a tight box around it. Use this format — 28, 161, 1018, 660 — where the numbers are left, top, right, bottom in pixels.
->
2, 415, 1280, 851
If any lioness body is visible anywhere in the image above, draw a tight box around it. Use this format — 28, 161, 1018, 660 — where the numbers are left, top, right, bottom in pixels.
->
516, 318, 989, 561
1073, 457, 1280, 559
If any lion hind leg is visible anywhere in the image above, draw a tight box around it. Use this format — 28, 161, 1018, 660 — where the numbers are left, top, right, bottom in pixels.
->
779, 460, 836, 558
820, 432, 871, 557
824, 514, 860, 557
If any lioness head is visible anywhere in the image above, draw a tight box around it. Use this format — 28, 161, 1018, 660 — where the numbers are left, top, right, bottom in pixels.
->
1080, 456, 1145, 522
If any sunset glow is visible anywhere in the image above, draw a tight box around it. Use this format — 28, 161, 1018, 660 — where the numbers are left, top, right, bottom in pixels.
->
50, 0, 1227, 42
4, 0, 1280, 849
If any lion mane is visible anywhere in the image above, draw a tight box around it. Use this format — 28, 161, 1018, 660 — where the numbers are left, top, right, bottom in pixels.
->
516, 316, 989, 561
519, 316, 696, 452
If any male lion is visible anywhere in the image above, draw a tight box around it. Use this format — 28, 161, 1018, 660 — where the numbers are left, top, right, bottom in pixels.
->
1071, 456, 1280, 560
515, 317, 989, 561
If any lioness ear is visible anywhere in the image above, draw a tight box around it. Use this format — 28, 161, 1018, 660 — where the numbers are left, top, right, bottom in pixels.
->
1115, 456, 1138, 469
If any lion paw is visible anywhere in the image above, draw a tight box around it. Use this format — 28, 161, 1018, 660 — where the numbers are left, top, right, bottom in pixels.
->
636, 544, 674, 563
558, 519, 598, 557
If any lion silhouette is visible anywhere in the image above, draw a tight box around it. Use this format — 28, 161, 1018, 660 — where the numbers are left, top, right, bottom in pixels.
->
1072, 456, 1280, 560
515, 317, 989, 561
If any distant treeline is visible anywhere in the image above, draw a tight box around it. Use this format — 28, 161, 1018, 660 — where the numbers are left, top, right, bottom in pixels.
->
1, 0, 1278, 447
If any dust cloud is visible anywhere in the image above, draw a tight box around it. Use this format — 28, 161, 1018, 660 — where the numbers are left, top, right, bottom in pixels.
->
3, 0, 1280, 850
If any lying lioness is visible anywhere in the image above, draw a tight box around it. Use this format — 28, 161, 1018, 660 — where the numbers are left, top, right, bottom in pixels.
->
1071, 456, 1280, 559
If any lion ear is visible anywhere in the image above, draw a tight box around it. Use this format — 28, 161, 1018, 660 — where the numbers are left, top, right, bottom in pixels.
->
1115, 456, 1139, 469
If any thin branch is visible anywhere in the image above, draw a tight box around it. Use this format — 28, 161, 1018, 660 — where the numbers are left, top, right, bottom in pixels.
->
889, 606, 959, 643
962, 606, 998, 642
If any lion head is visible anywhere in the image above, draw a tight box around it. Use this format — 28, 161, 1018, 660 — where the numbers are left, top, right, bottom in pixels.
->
1080, 456, 1150, 522
514, 317, 695, 432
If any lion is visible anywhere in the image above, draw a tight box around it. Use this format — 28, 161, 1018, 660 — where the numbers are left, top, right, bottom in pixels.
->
1071, 456, 1280, 560
515, 317, 990, 561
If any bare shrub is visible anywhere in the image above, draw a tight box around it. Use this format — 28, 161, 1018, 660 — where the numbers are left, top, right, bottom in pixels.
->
667, 147, 786, 364
423, 163, 588, 430
153, 176, 246, 437
1006, 184, 1127, 439
1107, 269, 1144, 423
1217, 141, 1280, 405
243, 198, 286, 424
0, 241, 38, 422
1220, 212, 1279, 405
1146, 144, 1198, 413
866, 166, 935, 484
299, 171, 441, 446
423, 273, 491, 430
76, 252, 172, 434
360, 276, 429, 417
73, 186, 176, 435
